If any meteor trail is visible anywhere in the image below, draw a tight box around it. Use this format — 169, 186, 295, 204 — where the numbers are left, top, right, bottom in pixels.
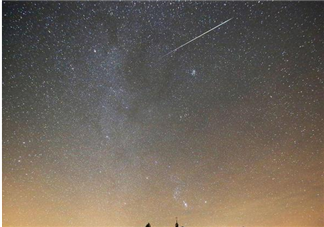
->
160, 18, 233, 59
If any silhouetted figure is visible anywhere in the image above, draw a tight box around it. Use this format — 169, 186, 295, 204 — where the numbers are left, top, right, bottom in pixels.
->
146, 223, 151, 227
175, 217, 179, 227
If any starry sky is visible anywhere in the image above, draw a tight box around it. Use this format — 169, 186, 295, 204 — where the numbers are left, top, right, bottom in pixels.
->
2, 1, 324, 227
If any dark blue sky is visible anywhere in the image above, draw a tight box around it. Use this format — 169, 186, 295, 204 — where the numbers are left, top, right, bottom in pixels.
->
3, 2, 323, 226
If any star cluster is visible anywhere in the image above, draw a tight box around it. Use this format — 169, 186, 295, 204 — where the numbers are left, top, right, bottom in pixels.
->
2, 2, 323, 227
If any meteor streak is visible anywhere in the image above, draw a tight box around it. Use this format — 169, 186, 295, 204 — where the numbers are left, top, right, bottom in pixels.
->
161, 18, 233, 59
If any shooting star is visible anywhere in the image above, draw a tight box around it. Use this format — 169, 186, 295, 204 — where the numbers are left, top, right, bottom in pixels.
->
160, 17, 233, 59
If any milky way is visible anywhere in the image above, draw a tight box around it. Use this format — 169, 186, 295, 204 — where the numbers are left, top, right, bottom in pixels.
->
2, 2, 324, 227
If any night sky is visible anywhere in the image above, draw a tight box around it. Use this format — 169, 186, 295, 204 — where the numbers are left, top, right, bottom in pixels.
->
2, 2, 324, 227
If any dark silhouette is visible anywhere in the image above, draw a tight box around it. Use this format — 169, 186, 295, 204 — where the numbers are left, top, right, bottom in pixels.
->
145, 218, 181, 227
